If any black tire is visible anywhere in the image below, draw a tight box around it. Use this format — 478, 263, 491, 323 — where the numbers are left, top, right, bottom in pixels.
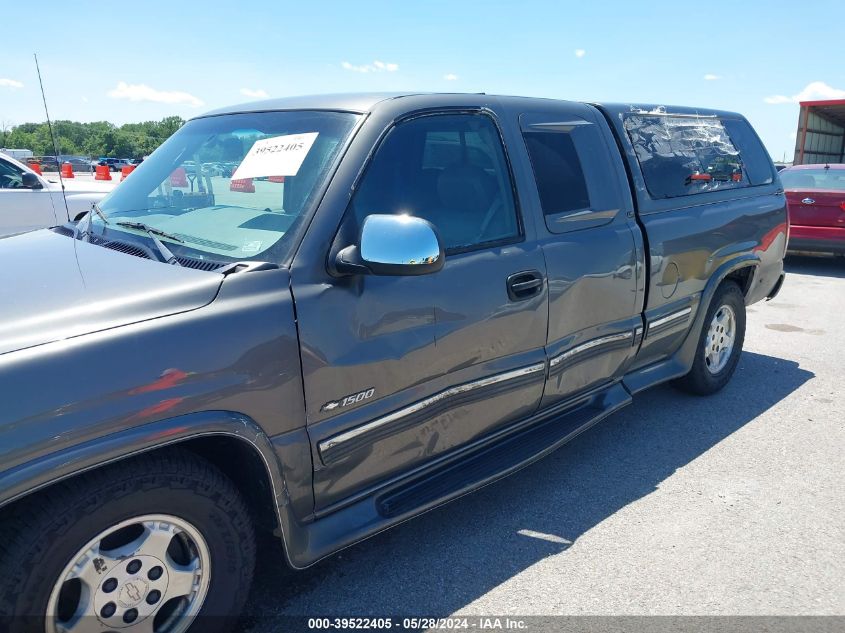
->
0, 448, 255, 633
675, 280, 746, 395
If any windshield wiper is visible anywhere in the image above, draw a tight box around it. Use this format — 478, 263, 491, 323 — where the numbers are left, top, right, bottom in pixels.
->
116, 221, 184, 266
116, 221, 183, 243
75, 202, 110, 242
92, 202, 109, 225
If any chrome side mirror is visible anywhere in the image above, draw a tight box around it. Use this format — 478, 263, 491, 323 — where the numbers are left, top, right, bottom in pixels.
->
335, 214, 444, 276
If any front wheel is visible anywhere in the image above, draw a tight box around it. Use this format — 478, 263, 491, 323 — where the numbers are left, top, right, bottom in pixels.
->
0, 448, 256, 633
675, 280, 746, 395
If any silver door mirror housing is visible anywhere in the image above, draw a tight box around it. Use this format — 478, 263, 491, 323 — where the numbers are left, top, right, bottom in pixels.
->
335, 214, 444, 276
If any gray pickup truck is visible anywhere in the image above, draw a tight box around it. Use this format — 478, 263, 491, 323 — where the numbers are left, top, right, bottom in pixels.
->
0, 93, 786, 632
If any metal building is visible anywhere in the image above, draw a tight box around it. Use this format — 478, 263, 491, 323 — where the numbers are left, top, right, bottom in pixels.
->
793, 99, 845, 165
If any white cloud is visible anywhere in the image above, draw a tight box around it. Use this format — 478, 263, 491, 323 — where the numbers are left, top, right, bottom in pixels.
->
0, 78, 23, 90
341, 60, 399, 73
574, 49, 586, 58
704, 74, 721, 81
764, 95, 793, 104
373, 60, 398, 72
240, 87, 269, 99
764, 81, 845, 104
444, 73, 458, 81
81, 96, 89, 103
107, 81, 204, 107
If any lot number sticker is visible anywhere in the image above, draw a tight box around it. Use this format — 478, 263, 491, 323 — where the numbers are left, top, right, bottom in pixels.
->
231, 132, 318, 180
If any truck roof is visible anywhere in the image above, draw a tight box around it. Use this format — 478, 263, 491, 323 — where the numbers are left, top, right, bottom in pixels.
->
200, 93, 412, 116
198, 93, 743, 120
595, 102, 744, 120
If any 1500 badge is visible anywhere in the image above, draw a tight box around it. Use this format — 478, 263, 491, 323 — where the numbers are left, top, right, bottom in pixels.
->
321, 388, 375, 412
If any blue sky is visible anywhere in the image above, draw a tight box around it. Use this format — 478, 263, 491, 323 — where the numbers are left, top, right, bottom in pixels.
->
2, 0, 844, 161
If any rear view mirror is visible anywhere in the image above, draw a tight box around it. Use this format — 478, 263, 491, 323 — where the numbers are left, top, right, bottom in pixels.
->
335, 214, 444, 276
21, 172, 43, 190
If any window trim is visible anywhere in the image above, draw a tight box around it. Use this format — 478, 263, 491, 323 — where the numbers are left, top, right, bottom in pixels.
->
342, 107, 526, 258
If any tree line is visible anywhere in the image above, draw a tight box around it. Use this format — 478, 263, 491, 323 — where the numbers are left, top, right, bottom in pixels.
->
0, 116, 185, 159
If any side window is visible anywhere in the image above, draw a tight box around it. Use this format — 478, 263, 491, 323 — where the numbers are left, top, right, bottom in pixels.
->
520, 115, 624, 233
721, 118, 775, 186
422, 130, 495, 171
624, 115, 748, 199
0, 158, 25, 189
522, 131, 590, 216
350, 113, 520, 253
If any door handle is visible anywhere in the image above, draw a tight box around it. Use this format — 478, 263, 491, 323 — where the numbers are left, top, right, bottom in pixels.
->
507, 270, 544, 301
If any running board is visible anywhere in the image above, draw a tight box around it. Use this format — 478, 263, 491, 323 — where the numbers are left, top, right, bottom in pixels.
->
377, 381, 630, 517
288, 381, 632, 568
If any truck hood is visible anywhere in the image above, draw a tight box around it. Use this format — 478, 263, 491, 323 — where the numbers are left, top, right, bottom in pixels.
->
0, 230, 223, 355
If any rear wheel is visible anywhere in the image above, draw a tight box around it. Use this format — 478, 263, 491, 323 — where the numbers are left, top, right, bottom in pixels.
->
0, 448, 255, 633
675, 280, 746, 395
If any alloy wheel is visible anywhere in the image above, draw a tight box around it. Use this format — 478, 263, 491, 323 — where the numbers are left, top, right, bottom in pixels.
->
45, 514, 211, 633
704, 304, 736, 374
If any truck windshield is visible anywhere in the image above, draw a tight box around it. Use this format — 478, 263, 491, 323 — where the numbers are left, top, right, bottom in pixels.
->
95, 110, 360, 264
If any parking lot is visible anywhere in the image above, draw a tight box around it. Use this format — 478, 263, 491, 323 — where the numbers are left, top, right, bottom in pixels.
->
241, 255, 844, 628
44, 170, 117, 184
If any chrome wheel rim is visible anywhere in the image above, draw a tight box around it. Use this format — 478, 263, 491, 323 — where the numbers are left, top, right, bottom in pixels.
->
46, 514, 211, 633
704, 304, 736, 374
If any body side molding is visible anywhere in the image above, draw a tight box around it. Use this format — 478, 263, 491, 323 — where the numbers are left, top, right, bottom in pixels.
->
548, 331, 634, 371
318, 362, 547, 462
646, 306, 693, 334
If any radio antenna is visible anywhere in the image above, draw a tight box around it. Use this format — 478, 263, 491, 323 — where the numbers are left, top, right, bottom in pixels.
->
34, 53, 71, 223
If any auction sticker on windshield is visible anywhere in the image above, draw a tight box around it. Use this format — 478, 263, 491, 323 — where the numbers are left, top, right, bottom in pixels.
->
231, 132, 319, 180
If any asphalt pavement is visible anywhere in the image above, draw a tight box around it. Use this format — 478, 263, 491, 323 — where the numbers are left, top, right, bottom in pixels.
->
241, 255, 844, 628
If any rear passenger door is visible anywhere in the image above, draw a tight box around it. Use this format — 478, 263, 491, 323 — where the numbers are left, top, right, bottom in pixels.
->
514, 105, 645, 407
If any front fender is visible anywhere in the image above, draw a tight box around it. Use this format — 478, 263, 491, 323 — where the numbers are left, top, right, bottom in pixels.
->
0, 410, 276, 507
0, 268, 310, 551
0, 410, 309, 569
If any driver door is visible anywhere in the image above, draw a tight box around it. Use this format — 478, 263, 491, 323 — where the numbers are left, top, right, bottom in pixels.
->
292, 110, 549, 510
